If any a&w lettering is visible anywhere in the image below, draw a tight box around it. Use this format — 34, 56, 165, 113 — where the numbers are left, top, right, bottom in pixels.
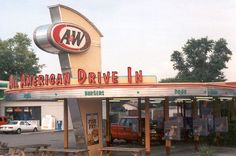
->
51, 23, 91, 53
60, 29, 85, 47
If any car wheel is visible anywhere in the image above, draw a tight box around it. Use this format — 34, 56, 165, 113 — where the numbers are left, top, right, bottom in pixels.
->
33, 128, 38, 132
16, 128, 21, 134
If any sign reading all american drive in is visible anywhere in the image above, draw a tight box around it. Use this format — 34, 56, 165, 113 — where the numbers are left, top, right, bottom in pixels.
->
8, 67, 143, 89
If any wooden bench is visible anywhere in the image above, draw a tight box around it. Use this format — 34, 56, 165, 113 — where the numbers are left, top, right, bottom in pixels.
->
99, 147, 146, 156
8, 144, 51, 156
39, 148, 89, 156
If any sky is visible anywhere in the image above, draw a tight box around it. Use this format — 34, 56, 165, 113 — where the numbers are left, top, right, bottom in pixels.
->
1, 0, 236, 81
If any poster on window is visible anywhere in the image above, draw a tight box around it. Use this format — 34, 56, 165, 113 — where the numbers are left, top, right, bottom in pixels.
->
87, 113, 99, 146
215, 117, 228, 133
193, 118, 209, 136
164, 121, 181, 140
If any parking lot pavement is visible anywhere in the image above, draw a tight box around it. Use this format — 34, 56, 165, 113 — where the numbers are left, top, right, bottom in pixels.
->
110, 141, 236, 156
149, 144, 236, 156
1, 131, 236, 156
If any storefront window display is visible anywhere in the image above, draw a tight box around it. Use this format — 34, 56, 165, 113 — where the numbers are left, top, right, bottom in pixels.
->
5, 106, 41, 124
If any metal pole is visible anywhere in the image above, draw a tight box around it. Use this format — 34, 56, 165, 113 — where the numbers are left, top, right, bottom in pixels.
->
106, 98, 111, 146
145, 97, 150, 156
138, 98, 142, 145
164, 97, 170, 156
64, 99, 68, 156
192, 98, 199, 152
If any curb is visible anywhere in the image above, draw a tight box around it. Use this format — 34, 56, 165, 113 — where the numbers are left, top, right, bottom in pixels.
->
22, 129, 73, 135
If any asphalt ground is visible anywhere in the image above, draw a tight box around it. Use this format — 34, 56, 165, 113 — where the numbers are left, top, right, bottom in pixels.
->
1, 131, 236, 156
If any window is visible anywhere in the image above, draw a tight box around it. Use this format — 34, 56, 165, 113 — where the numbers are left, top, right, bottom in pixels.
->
125, 118, 133, 127
9, 121, 18, 125
120, 118, 126, 126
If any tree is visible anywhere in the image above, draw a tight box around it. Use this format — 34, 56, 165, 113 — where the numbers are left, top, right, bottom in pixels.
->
0, 33, 44, 80
161, 37, 232, 82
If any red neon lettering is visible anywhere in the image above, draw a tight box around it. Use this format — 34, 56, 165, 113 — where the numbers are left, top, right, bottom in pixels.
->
32, 76, 38, 87
56, 74, 62, 85
112, 71, 118, 84
20, 74, 25, 88
127, 67, 132, 83
49, 74, 55, 85
97, 72, 101, 84
88, 72, 96, 84
38, 75, 44, 86
103, 72, 110, 84
9, 75, 18, 89
25, 75, 32, 87
63, 73, 70, 85
78, 69, 86, 84
135, 70, 143, 83
45, 74, 49, 85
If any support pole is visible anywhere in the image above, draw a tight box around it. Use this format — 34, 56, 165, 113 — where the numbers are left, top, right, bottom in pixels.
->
229, 99, 233, 122
106, 98, 111, 146
177, 103, 180, 114
231, 99, 236, 120
64, 99, 69, 150
192, 98, 199, 152
138, 98, 142, 145
145, 97, 150, 156
164, 97, 171, 156
183, 101, 187, 141
213, 99, 221, 146
67, 98, 88, 155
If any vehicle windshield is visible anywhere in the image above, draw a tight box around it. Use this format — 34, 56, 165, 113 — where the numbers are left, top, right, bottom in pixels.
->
8, 121, 18, 125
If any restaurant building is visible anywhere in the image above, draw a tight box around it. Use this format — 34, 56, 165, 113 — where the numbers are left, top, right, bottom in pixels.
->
4, 4, 236, 156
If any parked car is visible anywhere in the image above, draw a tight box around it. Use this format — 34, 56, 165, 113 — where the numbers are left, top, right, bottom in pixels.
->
111, 116, 164, 144
0, 116, 8, 126
0, 120, 38, 134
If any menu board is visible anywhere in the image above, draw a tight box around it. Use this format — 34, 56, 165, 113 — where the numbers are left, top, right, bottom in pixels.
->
164, 121, 181, 140
215, 117, 228, 133
193, 119, 209, 136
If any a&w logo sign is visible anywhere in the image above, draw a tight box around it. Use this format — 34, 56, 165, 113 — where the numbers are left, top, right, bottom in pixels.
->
51, 23, 91, 53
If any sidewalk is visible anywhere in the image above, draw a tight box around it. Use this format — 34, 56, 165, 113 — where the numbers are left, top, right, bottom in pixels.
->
109, 142, 236, 156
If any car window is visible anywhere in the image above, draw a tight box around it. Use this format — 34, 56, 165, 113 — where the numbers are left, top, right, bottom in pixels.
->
125, 118, 134, 127
125, 118, 138, 132
131, 119, 138, 132
4, 118, 7, 122
0, 118, 2, 122
20, 121, 24, 125
9, 121, 18, 125
119, 118, 126, 126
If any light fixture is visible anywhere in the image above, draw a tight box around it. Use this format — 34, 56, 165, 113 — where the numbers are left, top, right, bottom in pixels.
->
174, 98, 192, 103
219, 97, 233, 101
195, 97, 213, 101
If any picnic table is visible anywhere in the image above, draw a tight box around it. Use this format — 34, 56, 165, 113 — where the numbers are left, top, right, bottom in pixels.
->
8, 144, 51, 156
39, 148, 89, 156
99, 147, 146, 156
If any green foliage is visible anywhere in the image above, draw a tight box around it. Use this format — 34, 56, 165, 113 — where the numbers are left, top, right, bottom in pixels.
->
0, 33, 44, 80
161, 37, 232, 82
220, 121, 236, 146
199, 145, 214, 156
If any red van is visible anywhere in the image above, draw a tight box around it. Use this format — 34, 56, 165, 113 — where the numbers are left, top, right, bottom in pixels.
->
0, 116, 8, 125
111, 116, 164, 144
